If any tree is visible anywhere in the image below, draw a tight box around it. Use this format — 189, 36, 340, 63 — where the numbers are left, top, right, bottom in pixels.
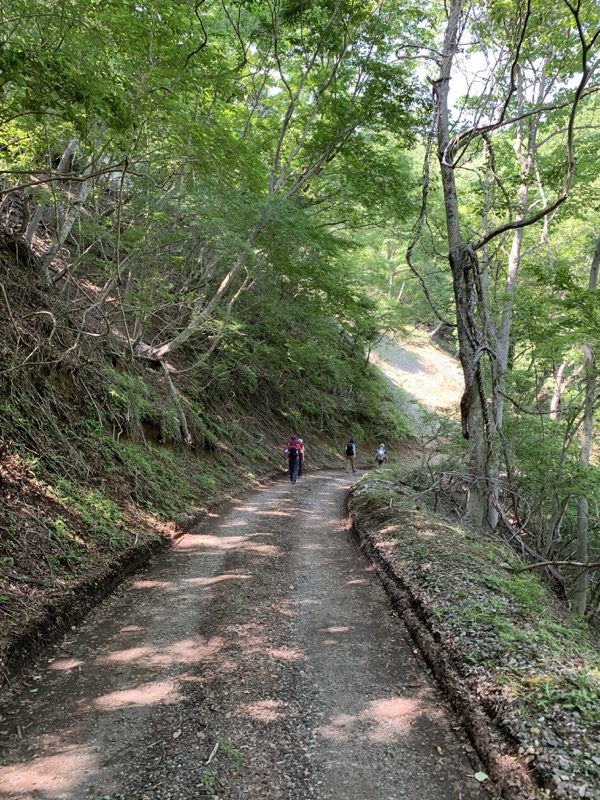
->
429, 0, 600, 525
573, 232, 600, 615
141, 0, 422, 361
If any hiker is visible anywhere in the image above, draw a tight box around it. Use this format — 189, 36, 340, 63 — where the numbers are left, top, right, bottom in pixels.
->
375, 443, 387, 467
344, 438, 356, 473
297, 438, 305, 477
284, 435, 301, 483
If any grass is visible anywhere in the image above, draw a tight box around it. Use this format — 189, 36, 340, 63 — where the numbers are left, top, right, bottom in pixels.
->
233, 595, 248, 614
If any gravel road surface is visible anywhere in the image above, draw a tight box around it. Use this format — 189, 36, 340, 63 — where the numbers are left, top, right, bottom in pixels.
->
0, 472, 488, 800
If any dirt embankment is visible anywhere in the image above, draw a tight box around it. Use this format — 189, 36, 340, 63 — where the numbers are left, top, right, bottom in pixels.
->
348, 507, 539, 800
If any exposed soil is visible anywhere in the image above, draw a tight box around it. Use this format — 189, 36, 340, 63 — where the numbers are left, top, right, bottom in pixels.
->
0, 471, 491, 800
372, 333, 463, 436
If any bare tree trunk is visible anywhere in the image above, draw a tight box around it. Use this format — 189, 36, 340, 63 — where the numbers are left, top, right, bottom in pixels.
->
42, 156, 94, 282
25, 138, 78, 246
550, 362, 566, 421
574, 232, 600, 616
162, 362, 193, 445
489, 64, 547, 529
386, 240, 398, 300
480, 139, 499, 529
148, 221, 265, 360
435, 0, 490, 526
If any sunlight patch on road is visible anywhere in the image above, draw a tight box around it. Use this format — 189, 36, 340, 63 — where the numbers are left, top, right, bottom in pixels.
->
317, 713, 355, 741
268, 646, 306, 661
361, 697, 423, 743
49, 657, 85, 671
95, 636, 225, 667
177, 534, 280, 556
184, 573, 253, 586
89, 679, 181, 711
0, 747, 97, 796
318, 696, 423, 744
258, 510, 294, 517
269, 602, 296, 617
132, 579, 173, 590
221, 519, 250, 528
238, 699, 283, 722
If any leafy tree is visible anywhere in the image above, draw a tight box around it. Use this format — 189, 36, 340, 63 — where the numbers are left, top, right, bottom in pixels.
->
424, 0, 600, 531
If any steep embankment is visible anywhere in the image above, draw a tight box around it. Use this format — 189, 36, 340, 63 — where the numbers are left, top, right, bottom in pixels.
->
372, 331, 463, 439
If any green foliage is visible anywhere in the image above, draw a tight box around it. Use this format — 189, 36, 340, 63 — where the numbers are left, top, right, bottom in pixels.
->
525, 670, 600, 724
105, 369, 181, 444
53, 479, 129, 551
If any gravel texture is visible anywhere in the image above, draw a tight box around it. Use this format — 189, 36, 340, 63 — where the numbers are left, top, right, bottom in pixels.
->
0, 472, 489, 800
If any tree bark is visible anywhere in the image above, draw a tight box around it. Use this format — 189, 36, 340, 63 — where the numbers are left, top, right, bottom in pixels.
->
25, 138, 78, 247
162, 362, 193, 445
489, 65, 545, 529
147, 221, 265, 360
434, 0, 490, 526
42, 155, 94, 282
573, 232, 600, 616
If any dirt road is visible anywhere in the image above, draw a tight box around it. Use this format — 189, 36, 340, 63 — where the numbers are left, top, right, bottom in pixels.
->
0, 472, 487, 800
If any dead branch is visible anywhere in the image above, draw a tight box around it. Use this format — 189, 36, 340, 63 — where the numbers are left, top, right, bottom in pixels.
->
405, 97, 453, 325
162, 362, 193, 445
516, 558, 600, 572
0, 160, 129, 198
0, 282, 20, 340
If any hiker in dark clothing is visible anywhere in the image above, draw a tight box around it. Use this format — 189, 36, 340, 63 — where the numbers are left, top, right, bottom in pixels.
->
297, 439, 305, 477
344, 438, 356, 473
284, 435, 301, 483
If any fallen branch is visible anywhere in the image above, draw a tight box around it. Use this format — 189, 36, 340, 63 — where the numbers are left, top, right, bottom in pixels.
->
492, 500, 565, 589
515, 558, 600, 572
162, 362, 193, 445
206, 741, 219, 765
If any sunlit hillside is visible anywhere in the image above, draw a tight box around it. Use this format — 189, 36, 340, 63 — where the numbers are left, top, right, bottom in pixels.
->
372, 331, 464, 435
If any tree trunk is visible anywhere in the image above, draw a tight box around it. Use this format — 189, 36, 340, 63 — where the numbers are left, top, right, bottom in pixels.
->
148, 221, 265, 360
25, 138, 78, 246
435, 0, 490, 526
42, 155, 94, 282
489, 65, 546, 529
162, 362, 193, 445
573, 232, 600, 616
550, 362, 566, 421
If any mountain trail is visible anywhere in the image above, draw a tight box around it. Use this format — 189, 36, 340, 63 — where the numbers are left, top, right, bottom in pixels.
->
0, 472, 487, 800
